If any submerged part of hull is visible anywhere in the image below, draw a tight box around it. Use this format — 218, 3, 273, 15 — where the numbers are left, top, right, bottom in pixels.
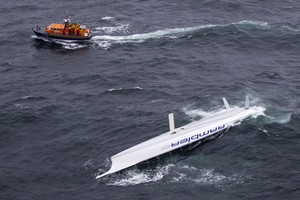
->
97, 96, 263, 179
32, 28, 92, 41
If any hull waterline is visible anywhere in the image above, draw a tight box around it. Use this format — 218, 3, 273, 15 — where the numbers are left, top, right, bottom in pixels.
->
32, 28, 92, 41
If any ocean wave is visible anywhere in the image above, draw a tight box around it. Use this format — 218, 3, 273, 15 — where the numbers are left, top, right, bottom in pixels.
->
234, 20, 270, 30
106, 87, 143, 92
21, 96, 47, 101
101, 16, 116, 21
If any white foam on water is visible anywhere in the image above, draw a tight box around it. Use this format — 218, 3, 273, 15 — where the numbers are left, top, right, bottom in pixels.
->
82, 159, 95, 170
22, 96, 33, 99
107, 88, 123, 92
92, 40, 111, 50
101, 163, 245, 187
107, 164, 174, 186
61, 43, 87, 50
183, 105, 266, 122
195, 169, 227, 184
249, 106, 266, 118
94, 24, 129, 34
102, 16, 115, 21
106, 87, 143, 92
31, 35, 52, 43
265, 112, 292, 124
15, 104, 29, 109
182, 106, 225, 119
180, 164, 198, 171
92, 25, 211, 42
280, 25, 300, 32
259, 128, 268, 133
53, 40, 88, 50
171, 165, 243, 187
91, 20, 269, 43
151, 99, 164, 103
235, 20, 270, 29
95, 158, 112, 178
32, 35, 88, 50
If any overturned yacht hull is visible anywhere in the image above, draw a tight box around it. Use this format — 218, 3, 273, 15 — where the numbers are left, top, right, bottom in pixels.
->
97, 96, 260, 179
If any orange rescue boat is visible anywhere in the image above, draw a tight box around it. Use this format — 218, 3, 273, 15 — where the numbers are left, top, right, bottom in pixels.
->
32, 18, 92, 41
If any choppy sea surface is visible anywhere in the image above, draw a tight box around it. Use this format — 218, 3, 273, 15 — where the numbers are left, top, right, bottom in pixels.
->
1, 1, 300, 199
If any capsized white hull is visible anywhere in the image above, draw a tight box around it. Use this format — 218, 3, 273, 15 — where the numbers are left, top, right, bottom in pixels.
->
97, 96, 263, 179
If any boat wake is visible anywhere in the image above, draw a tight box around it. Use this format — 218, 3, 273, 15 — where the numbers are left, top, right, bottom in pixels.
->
93, 24, 130, 34
31, 35, 89, 50
32, 20, 270, 50
91, 20, 269, 49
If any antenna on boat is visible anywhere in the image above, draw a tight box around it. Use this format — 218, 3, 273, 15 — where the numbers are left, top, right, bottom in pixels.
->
62, 7, 71, 23
168, 113, 175, 134
63, 16, 71, 23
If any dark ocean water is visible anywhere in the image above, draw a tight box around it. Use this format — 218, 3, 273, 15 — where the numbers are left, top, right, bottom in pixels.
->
1, 0, 300, 199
